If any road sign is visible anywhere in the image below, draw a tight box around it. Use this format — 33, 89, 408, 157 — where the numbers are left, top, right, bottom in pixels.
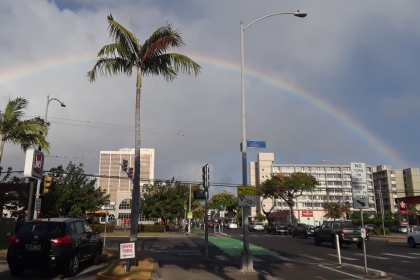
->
238, 195, 256, 207
246, 140, 266, 148
350, 162, 367, 183
237, 186, 256, 195
187, 212, 193, 219
352, 183, 369, 209
35, 198, 41, 211
103, 205, 114, 210
119, 242, 136, 260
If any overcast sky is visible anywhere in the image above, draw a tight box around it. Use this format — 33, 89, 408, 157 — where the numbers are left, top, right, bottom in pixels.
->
1, 1, 420, 196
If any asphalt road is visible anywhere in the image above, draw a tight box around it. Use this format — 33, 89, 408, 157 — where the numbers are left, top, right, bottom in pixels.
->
223, 228, 419, 279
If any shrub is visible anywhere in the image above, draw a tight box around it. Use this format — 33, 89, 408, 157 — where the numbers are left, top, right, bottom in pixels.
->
370, 227, 391, 235
91, 224, 115, 233
138, 224, 166, 233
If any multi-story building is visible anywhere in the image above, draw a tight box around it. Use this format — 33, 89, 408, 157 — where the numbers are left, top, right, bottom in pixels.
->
250, 153, 375, 225
373, 165, 420, 213
97, 148, 155, 223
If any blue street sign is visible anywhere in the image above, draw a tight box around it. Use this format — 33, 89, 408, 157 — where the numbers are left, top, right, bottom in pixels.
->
246, 140, 266, 148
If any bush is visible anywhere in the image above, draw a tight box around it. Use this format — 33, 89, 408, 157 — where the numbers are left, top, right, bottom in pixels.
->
370, 227, 391, 235
91, 224, 115, 233
138, 224, 166, 233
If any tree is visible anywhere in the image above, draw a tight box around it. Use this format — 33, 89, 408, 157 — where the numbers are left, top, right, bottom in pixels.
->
323, 201, 349, 220
259, 172, 319, 225
253, 214, 266, 222
88, 14, 201, 241
40, 162, 109, 217
140, 181, 200, 224
0, 97, 49, 164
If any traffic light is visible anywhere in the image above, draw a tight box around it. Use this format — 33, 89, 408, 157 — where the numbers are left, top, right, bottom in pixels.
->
121, 159, 128, 171
127, 167, 134, 179
202, 164, 209, 189
183, 201, 187, 210
43, 176, 52, 194
181, 210, 185, 215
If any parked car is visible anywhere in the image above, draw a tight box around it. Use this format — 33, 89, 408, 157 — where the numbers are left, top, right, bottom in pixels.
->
208, 221, 214, 228
7, 217, 103, 277
249, 222, 264, 232
390, 225, 407, 233
291, 224, 315, 238
364, 224, 377, 230
407, 226, 420, 248
267, 222, 289, 235
227, 221, 238, 229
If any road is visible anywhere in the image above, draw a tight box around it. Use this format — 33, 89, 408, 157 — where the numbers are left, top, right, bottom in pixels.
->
0, 230, 417, 279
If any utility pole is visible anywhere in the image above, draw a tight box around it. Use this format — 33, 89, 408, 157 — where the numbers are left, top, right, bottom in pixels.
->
377, 180, 385, 235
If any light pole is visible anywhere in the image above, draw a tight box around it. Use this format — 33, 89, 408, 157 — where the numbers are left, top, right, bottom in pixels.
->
33, 95, 66, 220
240, 11, 307, 272
188, 166, 202, 234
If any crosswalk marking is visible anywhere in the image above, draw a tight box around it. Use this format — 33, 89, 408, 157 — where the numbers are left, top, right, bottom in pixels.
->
327, 254, 358, 260
353, 253, 389, 260
382, 253, 418, 259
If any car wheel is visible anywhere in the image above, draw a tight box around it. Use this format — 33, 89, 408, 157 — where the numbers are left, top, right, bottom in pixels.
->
357, 243, 363, 249
314, 237, 321, 246
9, 265, 24, 276
408, 238, 417, 248
65, 254, 80, 277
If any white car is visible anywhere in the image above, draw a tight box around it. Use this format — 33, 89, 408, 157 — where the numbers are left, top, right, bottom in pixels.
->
250, 222, 264, 232
407, 226, 420, 248
227, 221, 238, 229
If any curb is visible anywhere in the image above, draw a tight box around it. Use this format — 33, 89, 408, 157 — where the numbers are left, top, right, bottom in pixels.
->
341, 263, 387, 277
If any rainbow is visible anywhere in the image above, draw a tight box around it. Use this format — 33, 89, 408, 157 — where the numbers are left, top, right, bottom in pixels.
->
0, 52, 409, 168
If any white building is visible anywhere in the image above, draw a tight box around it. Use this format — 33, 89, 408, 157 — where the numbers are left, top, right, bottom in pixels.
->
250, 153, 375, 225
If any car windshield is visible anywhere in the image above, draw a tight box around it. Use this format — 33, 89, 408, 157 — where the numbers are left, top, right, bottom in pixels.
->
19, 222, 65, 234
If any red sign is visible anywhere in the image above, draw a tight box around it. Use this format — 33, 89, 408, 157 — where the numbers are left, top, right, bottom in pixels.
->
119, 242, 136, 260
33, 153, 44, 173
301, 211, 313, 217
24, 149, 44, 179
399, 200, 407, 211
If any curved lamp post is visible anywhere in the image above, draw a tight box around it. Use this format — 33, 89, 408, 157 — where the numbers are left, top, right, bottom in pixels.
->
240, 11, 307, 272
33, 95, 66, 220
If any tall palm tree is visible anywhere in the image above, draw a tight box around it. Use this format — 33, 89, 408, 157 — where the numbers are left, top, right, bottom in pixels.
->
87, 14, 201, 241
0, 97, 49, 164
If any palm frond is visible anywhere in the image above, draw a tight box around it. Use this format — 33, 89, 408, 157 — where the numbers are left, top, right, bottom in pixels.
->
107, 14, 140, 59
87, 57, 134, 82
3, 98, 28, 121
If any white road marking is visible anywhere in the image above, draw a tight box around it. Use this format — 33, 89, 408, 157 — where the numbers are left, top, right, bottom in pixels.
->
252, 256, 264, 262
382, 253, 418, 259
327, 254, 358, 260
215, 255, 229, 261
275, 255, 294, 262
408, 252, 420, 256
318, 264, 367, 279
353, 253, 389, 260
299, 254, 326, 261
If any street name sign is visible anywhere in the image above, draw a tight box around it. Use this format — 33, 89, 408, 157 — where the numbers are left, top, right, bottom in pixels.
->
350, 162, 367, 183
103, 205, 115, 210
246, 140, 266, 149
352, 183, 369, 209
238, 195, 256, 207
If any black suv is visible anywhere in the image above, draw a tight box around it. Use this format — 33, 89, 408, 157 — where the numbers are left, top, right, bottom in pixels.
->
7, 217, 103, 277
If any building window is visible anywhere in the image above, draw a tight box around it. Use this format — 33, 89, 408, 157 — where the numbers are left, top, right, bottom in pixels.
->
327, 174, 341, 179
119, 199, 132, 209
296, 166, 310, 172
281, 166, 294, 172
328, 167, 340, 172
272, 166, 280, 173
303, 203, 313, 207
342, 167, 350, 172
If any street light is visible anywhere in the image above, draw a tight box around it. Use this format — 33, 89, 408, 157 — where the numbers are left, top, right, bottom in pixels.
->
33, 95, 66, 220
240, 11, 306, 272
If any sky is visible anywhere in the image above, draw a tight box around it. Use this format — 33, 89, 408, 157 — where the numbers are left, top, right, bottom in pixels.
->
1, 0, 420, 196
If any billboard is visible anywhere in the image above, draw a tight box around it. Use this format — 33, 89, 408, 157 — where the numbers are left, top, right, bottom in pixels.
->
23, 149, 44, 179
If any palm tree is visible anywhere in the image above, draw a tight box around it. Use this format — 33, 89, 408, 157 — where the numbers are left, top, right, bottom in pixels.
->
87, 14, 201, 241
0, 97, 49, 164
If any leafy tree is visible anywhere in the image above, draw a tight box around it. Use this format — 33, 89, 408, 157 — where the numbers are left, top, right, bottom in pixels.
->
140, 181, 200, 224
259, 172, 319, 225
323, 201, 349, 220
88, 14, 201, 241
0, 97, 49, 164
208, 190, 238, 213
253, 214, 266, 222
40, 162, 109, 217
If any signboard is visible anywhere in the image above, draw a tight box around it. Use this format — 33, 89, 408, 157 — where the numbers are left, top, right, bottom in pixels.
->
246, 140, 266, 148
24, 149, 44, 179
350, 162, 367, 183
352, 183, 369, 209
103, 205, 115, 210
219, 211, 225, 218
237, 186, 256, 195
238, 195, 256, 207
187, 212, 193, 219
119, 242, 136, 259
34, 198, 41, 211
301, 210, 313, 217
123, 218, 130, 230
398, 199, 409, 225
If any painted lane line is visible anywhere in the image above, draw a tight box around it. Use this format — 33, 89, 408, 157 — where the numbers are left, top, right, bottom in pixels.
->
408, 253, 420, 256
299, 254, 326, 261
327, 254, 358, 261
318, 264, 367, 280
215, 255, 229, 261
382, 253, 418, 259
353, 253, 389, 260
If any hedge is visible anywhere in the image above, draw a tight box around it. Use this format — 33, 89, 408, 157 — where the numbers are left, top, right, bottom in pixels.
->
91, 224, 115, 233
138, 224, 166, 233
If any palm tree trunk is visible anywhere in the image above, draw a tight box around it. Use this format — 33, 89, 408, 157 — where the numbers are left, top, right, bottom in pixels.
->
130, 81, 142, 241
0, 138, 5, 165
